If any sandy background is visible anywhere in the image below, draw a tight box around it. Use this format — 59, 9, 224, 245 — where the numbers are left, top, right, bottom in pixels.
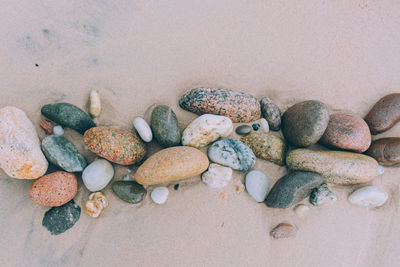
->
1, 0, 400, 266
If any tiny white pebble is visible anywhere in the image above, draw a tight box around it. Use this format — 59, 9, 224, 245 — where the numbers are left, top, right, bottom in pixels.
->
151, 187, 169, 204
53, 125, 64, 136
378, 165, 384, 175
133, 117, 153, 142
294, 204, 309, 217
259, 118, 269, 133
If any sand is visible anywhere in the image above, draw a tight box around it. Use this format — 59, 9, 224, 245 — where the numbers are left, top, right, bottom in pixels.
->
0, 0, 400, 266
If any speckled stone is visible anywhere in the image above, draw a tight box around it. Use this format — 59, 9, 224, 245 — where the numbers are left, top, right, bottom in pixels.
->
112, 180, 147, 204
207, 138, 256, 171
364, 93, 400, 134
42, 200, 81, 235
41, 103, 95, 134
236, 125, 252, 136
270, 223, 297, 239
286, 149, 381, 184
309, 183, 337, 206
41, 135, 87, 172
83, 126, 146, 165
265, 171, 323, 208
151, 105, 181, 147
241, 132, 288, 166
260, 97, 282, 131
29, 171, 78, 207
320, 112, 371, 153
366, 137, 400, 166
0, 106, 48, 179
281, 100, 329, 147
179, 88, 261, 123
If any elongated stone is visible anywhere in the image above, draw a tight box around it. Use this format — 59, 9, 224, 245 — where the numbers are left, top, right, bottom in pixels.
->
348, 186, 388, 207
260, 97, 281, 131
366, 137, 400, 166
151, 105, 181, 147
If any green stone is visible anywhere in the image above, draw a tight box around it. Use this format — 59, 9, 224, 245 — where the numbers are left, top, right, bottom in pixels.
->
112, 181, 147, 204
151, 105, 181, 147
41, 135, 87, 172
41, 103, 96, 134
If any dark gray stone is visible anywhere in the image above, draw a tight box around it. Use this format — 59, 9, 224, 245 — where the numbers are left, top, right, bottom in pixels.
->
112, 181, 147, 204
260, 97, 282, 131
151, 105, 181, 147
42, 200, 81, 235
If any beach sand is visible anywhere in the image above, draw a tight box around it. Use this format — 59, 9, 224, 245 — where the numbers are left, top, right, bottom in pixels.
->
0, 1, 399, 266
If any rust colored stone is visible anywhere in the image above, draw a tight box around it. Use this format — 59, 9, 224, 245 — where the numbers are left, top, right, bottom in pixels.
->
40, 119, 55, 134
366, 137, 400, 166
270, 223, 297, 239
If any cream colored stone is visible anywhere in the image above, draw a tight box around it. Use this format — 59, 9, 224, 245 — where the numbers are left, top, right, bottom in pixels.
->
89, 90, 101, 118
202, 163, 233, 188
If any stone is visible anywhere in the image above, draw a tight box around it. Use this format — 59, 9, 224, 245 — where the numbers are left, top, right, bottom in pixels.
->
0, 106, 48, 179
286, 149, 381, 185
134, 117, 152, 142
182, 114, 233, 148
259, 118, 270, 133
245, 170, 269, 202
174, 184, 180, 190
41, 103, 96, 134
151, 105, 181, 147
270, 223, 296, 239
260, 97, 282, 131
364, 93, 400, 134
179, 87, 261, 123
319, 112, 371, 153
40, 119, 54, 134
366, 137, 400, 166
53, 125, 64, 136
85, 192, 109, 218
112, 180, 147, 204
281, 100, 329, 147
241, 133, 288, 166
265, 171, 323, 208
207, 138, 256, 171
29, 171, 78, 207
252, 123, 260, 131
42, 200, 81, 235
348, 186, 388, 208
294, 204, 309, 217
41, 135, 87, 172
89, 90, 101, 118
136, 146, 209, 185
82, 159, 114, 192
235, 125, 252, 136
83, 126, 146, 165
309, 183, 337, 206
151, 187, 169, 204
201, 163, 233, 188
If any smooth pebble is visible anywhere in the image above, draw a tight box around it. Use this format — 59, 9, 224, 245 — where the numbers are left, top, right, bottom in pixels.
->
53, 125, 64, 136
151, 187, 169, 204
89, 90, 101, 118
245, 170, 269, 202
236, 125, 252, 136
201, 163, 233, 188
348, 185, 388, 208
82, 159, 114, 192
294, 204, 309, 217
134, 117, 153, 142
259, 118, 269, 133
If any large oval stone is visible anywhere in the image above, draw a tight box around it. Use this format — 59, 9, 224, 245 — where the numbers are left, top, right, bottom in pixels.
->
41, 135, 87, 172
112, 180, 147, 203
41, 103, 95, 134
281, 100, 329, 147
0, 106, 48, 179
83, 127, 146, 165
135, 146, 209, 186
151, 105, 181, 147
320, 112, 371, 153
366, 137, 400, 166
179, 88, 261, 123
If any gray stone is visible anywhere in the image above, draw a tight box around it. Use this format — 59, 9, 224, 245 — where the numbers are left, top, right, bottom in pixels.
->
235, 125, 252, 135
260, 97, 282, 131
245, 170, 269, 202
112, 181, 147, 204
42, 200, 81, 235
309, 183, 337, 206
151, 105, 181, 147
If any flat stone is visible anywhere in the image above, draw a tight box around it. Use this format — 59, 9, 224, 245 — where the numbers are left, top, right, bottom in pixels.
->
53, 125, 64, 136
366, 137, 400, 166
134, 117, 153, 142
42, 200, 81, 235
201, 163, 233, 188
82, 159, 114, 192
309, 183, 337, 206
260, 97, 281, 131
348, 186, 388, 207
151, 105, 181, 147
112, 180, 147, 204
236, 125, 252, 135
270, 223, 297, 239
245, 170, 269, 202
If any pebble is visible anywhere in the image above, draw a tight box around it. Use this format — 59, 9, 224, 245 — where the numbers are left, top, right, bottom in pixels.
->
252, 123, 260, 131
112, 180, 147, 204
207, 138, 256, 171
201, 163, 233, 188
179, 87, 261, 123
85, 192, 109, 218
259, 118, 269, 133
83, 126, 146, 165
42, 200, 81, 235
241, 133, 288, 166
286, 149, 381, 185
260, 97, 281, 131
236, 125, 252, 136
82, 159, 114, 192
0, 106, 48, 179
294, 204, 309, 217
133, 117, 153, 142
41, 135, 87, 172
151, 187, 169, 204
151, 105, 181, 147
40, 119, 54, 134
89, 90, 101, 118
309, 183, 337, 206
29, 171, 78, 207
319, 112, 371, 153
366, 137, 400, 166
53, 125, 64, 136
270, 223, 297, 239
182, 114, 233, 148
136, 146, 209, 185
281, 100, 329, 147
364, 93, 400, 134
245, 170, 269, 202
41, 103, 96, 134
265, 171, 323, 208
348, 186, 388, 208
174, 184, 180, 190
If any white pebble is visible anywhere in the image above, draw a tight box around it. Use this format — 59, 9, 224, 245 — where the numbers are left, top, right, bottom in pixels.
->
259, 118, 269, 133
82, 159, 114, 192
294, 204, 309, 217
89, 90, 101, 118
348, 185, 388, 208
245, 170, 269, 202
133, 117, 153, 142
151, 187, 169, 204
201, 163, 233, 188
53, 125, 64, 136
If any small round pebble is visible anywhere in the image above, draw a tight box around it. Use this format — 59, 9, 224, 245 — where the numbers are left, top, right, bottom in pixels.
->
259, 118, 269, 133
53, 125, 64, 136
134, 117, 153, 142
235, 125, 252, 136
294, 204, 309, 217
252, 123, 260, 131
174, 184, 180, 191
151, 187, 169, 204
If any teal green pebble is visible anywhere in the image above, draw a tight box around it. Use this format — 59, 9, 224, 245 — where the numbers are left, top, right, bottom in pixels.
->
151, 105, 181, 147
112, 180, 147, 204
